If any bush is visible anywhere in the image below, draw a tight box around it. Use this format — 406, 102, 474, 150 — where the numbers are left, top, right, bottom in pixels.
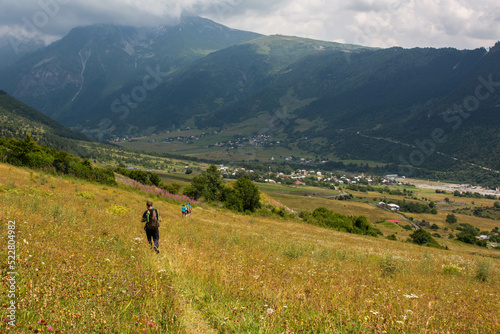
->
303, 207, 381, 237
380, 253, 400, 277
2, 136, 116, 185
225, 175, 261, 212
189, 165, 225, 202
409, 229, 442, 248
442, 264, 463, 276
446, 214, 458, 224
161, 182, 181, 195
409, 229, 433, 245
475, 260, 491, 282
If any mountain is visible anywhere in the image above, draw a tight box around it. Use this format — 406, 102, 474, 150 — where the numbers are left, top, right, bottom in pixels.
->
0, 35, 45, 69
0, 16, 261, 124
75, 35, 372, 136
1, 16, 499, 184
103, 36, 500, 174
0, 90, 90, 152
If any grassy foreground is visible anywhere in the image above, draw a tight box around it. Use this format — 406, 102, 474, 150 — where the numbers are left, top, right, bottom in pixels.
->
1, 163, 499, 333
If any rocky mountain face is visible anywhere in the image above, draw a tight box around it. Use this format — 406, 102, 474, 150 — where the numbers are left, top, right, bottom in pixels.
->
0, 35, 45, 69
0, 16, 261, 124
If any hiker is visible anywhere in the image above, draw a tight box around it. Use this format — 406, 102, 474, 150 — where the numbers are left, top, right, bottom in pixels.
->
141, 201, 161, 253
181, 204, 187, 217
187, 202, 192, 216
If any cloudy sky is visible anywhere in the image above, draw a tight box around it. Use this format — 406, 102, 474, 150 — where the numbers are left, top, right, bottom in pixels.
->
0, 0, 499, 50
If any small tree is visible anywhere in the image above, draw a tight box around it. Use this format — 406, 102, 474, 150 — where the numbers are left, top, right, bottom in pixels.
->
188, 165, 226, 202
446, 213, 458, 224
225, 175, 261, 212
148, 172, 162, 187
409, 229, 433, 245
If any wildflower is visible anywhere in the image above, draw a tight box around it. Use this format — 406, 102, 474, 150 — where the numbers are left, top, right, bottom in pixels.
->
396, 320, 404, 324
370, 310, 379, 315
267, 308, 274, 315
403, 294, 419, 299
37, 319, 42, 324
2, 317, 8, 322
47, 326, 53, 331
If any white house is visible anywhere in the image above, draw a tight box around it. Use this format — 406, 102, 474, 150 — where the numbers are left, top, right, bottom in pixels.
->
387, 203, 400, 211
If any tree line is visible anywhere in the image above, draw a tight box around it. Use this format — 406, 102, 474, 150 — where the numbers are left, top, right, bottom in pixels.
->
0, 135, 115, 185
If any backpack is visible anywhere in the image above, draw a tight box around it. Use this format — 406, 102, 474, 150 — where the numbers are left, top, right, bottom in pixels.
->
146, 209, 159, 230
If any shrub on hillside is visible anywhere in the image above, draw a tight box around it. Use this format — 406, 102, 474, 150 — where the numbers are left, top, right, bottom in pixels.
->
302, 207, 381, 237
408, 228, 443, 248
224, 175, 261, 213
1, 135, 116, 185
183, 165, 262, 213
114, 167, 161, 186
394, 199, 432, 213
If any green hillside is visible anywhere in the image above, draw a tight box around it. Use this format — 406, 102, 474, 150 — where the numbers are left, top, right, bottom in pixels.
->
101, 37, 500, 187
0, 17, 262, 127
0, 90, 91, 153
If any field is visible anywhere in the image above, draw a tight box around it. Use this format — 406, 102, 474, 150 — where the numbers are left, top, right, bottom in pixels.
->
114, 115, 345, 164
1, 163, 500, 333
260, 181, 500, 247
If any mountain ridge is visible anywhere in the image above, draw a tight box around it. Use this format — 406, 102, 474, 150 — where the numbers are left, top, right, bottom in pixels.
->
0, 17, 499, 183
0, 89, 90, 154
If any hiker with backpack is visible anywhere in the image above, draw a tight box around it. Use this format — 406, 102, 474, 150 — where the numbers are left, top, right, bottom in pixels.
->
187, 202, 192, 216
141, 201, 162, 253
181, 204, 187, 218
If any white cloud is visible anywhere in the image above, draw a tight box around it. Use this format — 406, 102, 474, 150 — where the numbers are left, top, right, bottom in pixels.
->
0, 0, 498, 49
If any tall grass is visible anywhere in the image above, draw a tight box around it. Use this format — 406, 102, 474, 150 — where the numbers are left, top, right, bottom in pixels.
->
1, 163, 499, 333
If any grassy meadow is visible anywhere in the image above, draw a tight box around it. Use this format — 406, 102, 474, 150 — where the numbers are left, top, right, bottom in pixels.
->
1, 163, 500, 333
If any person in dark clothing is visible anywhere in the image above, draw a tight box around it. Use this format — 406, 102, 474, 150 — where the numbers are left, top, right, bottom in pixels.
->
141, 201, 162, 253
